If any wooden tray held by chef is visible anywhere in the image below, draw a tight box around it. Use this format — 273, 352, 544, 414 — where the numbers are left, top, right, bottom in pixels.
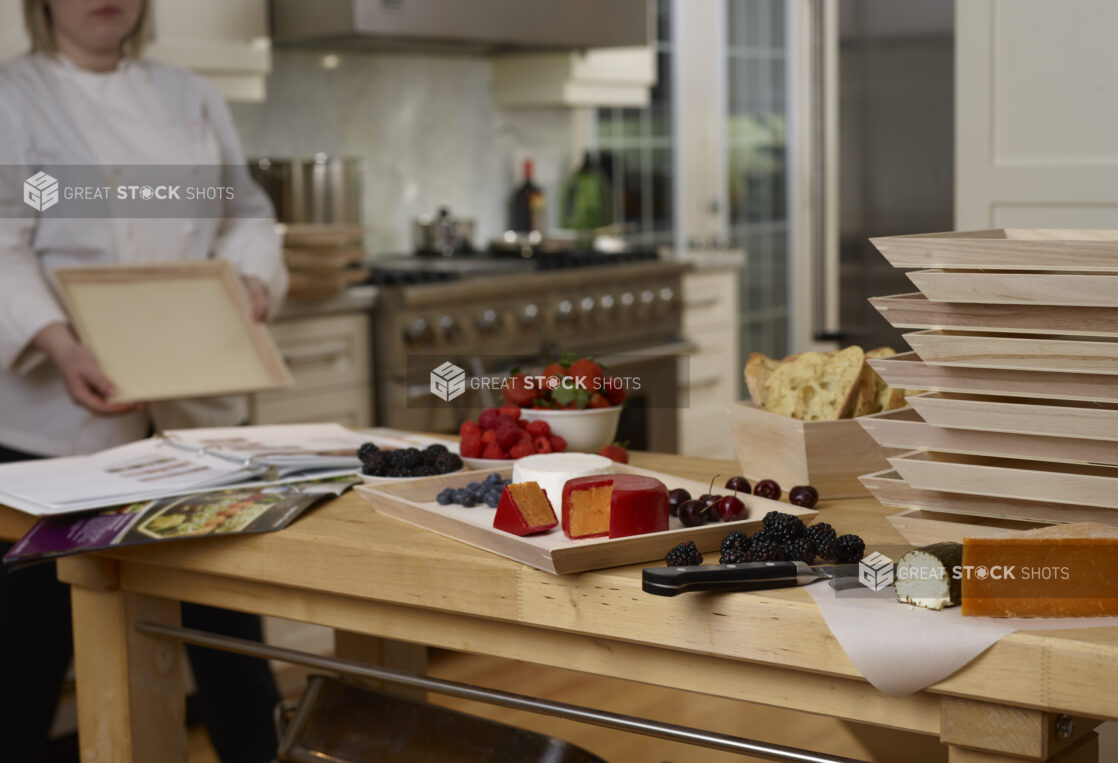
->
53, 261, 293, 403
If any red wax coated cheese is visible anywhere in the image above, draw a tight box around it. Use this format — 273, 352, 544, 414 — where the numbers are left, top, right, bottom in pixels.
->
562, 474, 669, 540
493, 482, 558, 536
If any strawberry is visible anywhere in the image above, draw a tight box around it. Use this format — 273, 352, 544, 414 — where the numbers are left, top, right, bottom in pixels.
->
459, 420, 482, 438
599, 442, 629, 463
587, 393, 610, 409
548, 434, 567, 452
531, 397, 555, 408
509, 441, 535, 459
481, 429, 497, 444
482, 441, 507, 460
502, 373, 540, 407
603, 377, 627, 406
568, 358, 604, 392
478, 407, 503, 431
533, 435, 553, 454
460, 433, 483, 458
542, 362, 567, 378
496, 422, 520, 449
525, 420, 550, 438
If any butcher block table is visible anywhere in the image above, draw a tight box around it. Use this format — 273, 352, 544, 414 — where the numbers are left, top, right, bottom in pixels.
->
1, 452, 1115, 762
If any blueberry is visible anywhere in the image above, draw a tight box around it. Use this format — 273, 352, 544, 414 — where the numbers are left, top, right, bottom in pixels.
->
484, 495, 500, 508
468, 482, 481, 491
436, 490, 453, 506
460, 495, 477, 508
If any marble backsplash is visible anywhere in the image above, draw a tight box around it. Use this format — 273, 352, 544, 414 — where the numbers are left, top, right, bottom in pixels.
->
229, 50, 575, 255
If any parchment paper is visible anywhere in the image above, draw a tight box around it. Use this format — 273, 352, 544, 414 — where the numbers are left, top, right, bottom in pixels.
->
805, 581, 1118, 696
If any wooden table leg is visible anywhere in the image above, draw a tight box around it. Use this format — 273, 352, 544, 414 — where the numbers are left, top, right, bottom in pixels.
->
333, 630, 428, 702
942, 696, 1100, 762
58, 557, 186, 763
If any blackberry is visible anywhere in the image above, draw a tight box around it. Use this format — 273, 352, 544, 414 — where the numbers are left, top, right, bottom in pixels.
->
750, 529, 776, 546
746, 540, 786, 562
828, 534, 866, 564
391, 448, 423, 470
425, 443, 449, 456
357, 442, 379, 463
782, 537, 817, 564
720, 530, 751, 554
360, 462, 383, 476
665, 540, 703, 567
434, 453, 463, 473
760, 512, 805, 545
719, 547, 751, 565
804, 522, 836, 552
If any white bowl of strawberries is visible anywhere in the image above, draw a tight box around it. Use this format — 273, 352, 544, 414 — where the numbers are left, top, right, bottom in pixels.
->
503, 356, 625, 455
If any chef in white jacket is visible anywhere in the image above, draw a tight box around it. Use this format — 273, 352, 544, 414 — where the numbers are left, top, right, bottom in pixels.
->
0, 1, 287, 760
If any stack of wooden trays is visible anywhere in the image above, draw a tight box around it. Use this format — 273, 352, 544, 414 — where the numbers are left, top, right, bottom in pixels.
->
282, 224, 366, 299
855, 229, 1118, 543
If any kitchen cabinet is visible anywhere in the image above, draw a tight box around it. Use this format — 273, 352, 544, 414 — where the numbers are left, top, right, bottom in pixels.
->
251, 312, 373, 428
678, 263, 740, 459
491, 47, 656, 108
0, 0, 271, 102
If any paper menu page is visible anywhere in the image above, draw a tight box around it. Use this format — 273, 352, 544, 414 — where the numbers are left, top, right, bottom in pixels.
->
0, 438, 254, 508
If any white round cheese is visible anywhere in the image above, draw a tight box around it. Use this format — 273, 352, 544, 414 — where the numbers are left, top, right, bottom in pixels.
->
512, 453, 615, 510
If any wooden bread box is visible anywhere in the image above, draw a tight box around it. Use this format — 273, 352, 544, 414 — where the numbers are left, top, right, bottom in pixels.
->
726, 401, 903, 499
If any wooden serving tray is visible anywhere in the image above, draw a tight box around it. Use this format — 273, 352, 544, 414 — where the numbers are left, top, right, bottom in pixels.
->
904, 330, 1118, 376
858, 407, 1118, 466
907, 269, 1118, 307
870, 292, 1118, 337
906, 391, 1118, 445
860, 468, 1118, 526
888, 450, 1118, 510
886, 509, 1049, 547
870, 229, 1118, 271
356, 464, 816, 574
867, 352, 1118, 403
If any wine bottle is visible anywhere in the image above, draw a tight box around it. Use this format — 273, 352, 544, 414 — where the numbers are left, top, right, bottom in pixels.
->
509, 159, 546, 233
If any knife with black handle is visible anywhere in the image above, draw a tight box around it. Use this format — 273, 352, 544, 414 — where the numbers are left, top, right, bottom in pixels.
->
642, 561, 831, 597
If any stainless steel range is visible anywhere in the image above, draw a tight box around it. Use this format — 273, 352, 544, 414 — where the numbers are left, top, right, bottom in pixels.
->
371, 252, 689, 452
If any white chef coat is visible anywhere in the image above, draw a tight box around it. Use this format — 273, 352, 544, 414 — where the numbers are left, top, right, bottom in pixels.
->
0, 53, 288, 456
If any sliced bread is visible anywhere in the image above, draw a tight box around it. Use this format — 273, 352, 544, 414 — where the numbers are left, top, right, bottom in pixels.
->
744, 352, 780, 406
761, 346, 866, 420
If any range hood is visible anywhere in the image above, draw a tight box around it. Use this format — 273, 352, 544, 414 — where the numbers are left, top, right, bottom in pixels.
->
271, 0, 651, 53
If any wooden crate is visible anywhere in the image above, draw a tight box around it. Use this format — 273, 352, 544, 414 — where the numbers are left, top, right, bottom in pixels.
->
904, 330, 1118, 375
726, 402, 903, 499
908, 269, 1118, 307
885, 509, 1049, 547
869, 292, 1118, 336
869, 228, 1118, 271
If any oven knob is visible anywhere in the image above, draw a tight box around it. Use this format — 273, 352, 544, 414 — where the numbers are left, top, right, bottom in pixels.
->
555, 299, 574, 322
519, 303, 540, 325
477, 309, 500, 333
404, 317, 433, 345
438, 314, 460, 342
659, 287, 675, 304
620, 292, 635, 307
579, 296, 596, 314
640, 290, 655, 305
599, 295, 615, 310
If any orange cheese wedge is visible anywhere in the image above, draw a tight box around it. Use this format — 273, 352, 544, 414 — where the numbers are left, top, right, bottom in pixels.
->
962, 522, 1118, 618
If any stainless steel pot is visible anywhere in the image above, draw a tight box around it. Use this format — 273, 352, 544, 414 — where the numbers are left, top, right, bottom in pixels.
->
249, 155, 363, 225
413, 207, 475, 256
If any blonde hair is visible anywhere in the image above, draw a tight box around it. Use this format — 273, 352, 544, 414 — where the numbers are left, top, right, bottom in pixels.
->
23, 0, 150, 58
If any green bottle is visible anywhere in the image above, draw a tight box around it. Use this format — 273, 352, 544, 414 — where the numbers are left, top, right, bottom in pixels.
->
562, 151, 612, 245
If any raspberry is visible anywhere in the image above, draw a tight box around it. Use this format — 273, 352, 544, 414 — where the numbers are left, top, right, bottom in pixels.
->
509, 441, 535, 459
478, 408, 503, 431
496, 423, 520, 449
499, 404, 522, 420
459, 420, 481, 438
548, 434, 567, 452
525, 420, 550, 437
482, 442, 506, 460
481, 430, 497, 444
533, 435, 553, 454
459, 434, 483, 458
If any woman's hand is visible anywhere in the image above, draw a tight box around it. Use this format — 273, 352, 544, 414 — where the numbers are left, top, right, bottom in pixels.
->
242, 276, 270, 322
31, 323, 140, 416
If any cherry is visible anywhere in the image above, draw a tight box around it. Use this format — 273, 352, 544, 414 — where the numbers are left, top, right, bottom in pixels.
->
716, 494, 748, 522
754, 479, 781, 500
677, 499, 708, 527
790, 485, 819, 509
724, 475, 751, 494
668, 488, 691, 517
